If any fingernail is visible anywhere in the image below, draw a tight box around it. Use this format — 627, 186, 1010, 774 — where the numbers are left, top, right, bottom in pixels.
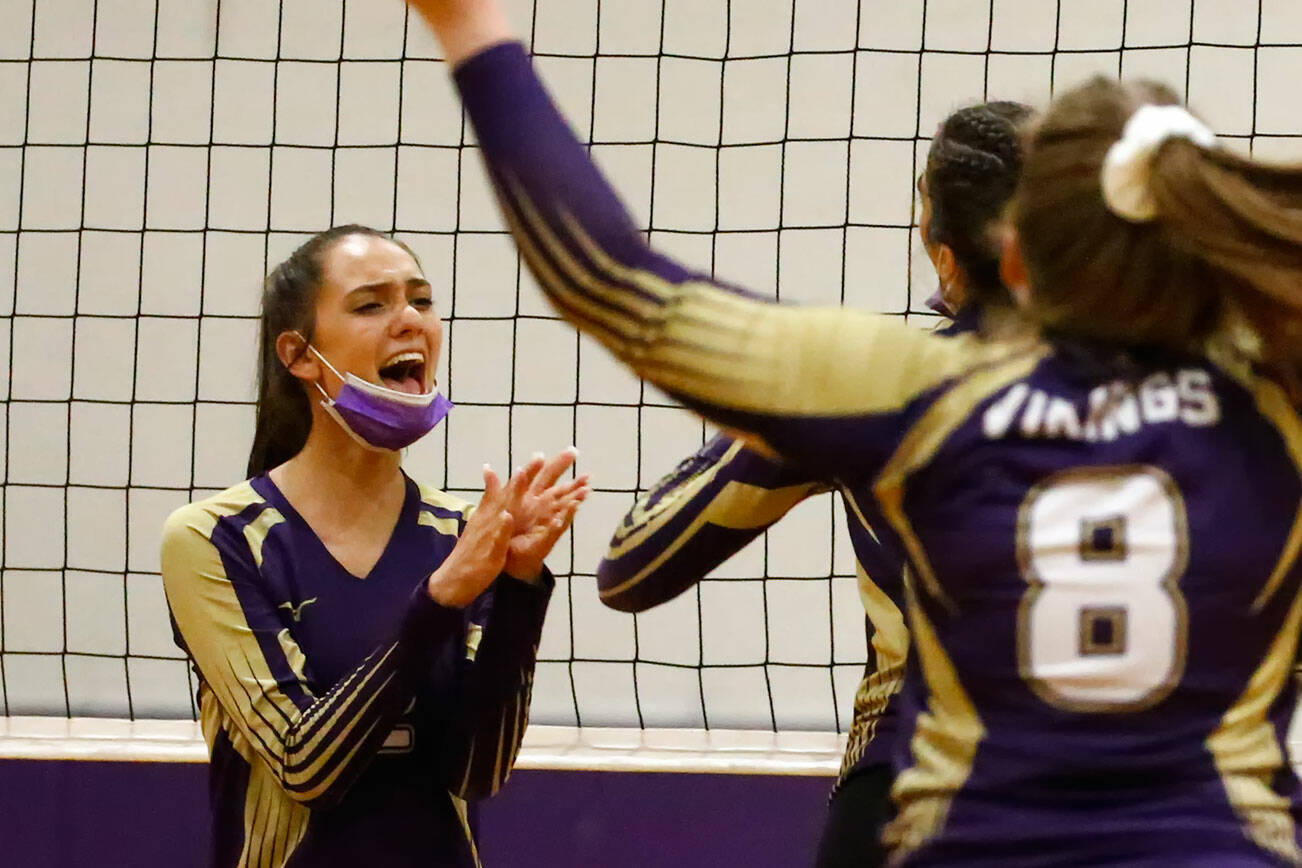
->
532, 451, 545, 461
566, 445, 580, 458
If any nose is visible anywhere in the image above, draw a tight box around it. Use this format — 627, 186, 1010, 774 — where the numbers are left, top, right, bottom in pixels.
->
392, 300, 425, 335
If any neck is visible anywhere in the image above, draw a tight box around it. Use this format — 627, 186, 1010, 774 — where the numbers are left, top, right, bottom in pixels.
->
271, 406, 406, 511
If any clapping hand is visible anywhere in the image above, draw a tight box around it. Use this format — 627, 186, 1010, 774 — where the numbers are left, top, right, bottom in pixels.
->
497, 447, 590, 581
425, 450, 589, 607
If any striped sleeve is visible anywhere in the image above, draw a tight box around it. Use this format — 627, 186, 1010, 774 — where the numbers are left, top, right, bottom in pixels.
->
453, 43, 1031, 478
441, 571, 553, 800
599, 434, 828, 612
161, 499, 462, 810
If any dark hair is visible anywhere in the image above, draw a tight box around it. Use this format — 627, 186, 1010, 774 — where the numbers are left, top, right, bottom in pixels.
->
246, 224, 408, 477
925, 100, 1035, 308
1013, 76, 1302, 391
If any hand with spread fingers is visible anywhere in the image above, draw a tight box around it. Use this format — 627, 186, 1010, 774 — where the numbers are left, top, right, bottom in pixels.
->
426, 463, 534, 607
499, 447, 590, 581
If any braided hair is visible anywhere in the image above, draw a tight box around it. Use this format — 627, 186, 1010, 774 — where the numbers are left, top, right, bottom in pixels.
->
924, 101, 1033, 309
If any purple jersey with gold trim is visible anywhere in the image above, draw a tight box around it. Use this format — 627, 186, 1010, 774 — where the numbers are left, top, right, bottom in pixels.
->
597, 317, 978, 786
161, 473, 550, 868
454, 42, 1302, 865
597, 435, 908, 783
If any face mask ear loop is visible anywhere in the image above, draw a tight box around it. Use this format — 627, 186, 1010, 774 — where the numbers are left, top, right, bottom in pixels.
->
295, 334, 346, 404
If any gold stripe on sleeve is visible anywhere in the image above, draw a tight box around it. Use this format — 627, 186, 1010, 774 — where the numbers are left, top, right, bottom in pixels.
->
607, 438, 746, 555
283, 669, 399, 798
417, 510, 463, 537
459, 736, 478, 798
601, 476, 824, 599
1240, 374, 1302, 612
163, 488, 307, 736
1206, 585, 1302, 866
450, 794, 484, 868
238, 763, 310, 868
415, 484, 472, 538
503, 206, 656, 355
881, 577, 986, 860
491, 712, 509, 795
506, 176, 1023, 423
873, 350, 1048, 611
275, 629, 313, 695
838, 555, 909, 778
243, 508, 286, 568
415, 483, 472, 514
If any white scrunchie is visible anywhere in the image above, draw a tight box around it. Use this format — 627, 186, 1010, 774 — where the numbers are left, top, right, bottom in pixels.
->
1100, 104, 1216, 222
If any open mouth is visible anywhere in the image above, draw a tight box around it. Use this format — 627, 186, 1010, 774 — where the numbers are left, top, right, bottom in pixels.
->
378, 352, 427, 395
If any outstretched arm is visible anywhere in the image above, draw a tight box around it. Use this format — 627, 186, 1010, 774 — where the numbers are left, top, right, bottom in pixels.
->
407, 1, 1028, 479
600, 434, 827, 612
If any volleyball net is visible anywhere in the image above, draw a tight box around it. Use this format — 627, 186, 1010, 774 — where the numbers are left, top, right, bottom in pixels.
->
1, 0, 1299, 747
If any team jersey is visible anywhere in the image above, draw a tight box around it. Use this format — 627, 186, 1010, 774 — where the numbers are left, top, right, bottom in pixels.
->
600, 314, 979, 785
455, 42, 1302, 865
600, 434, 907, 782
160, 473, 550, 868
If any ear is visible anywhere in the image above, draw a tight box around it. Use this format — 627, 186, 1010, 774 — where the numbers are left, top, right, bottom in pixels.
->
998, 228, 1032, 309
934, 243, 958, 287
933, 243, 970, 311
276, 331, 320, 383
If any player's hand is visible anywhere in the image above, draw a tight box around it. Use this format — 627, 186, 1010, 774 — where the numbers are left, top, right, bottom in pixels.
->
426, 464, 529, 608
404, 0, 515, 67
500, 448, 590, 581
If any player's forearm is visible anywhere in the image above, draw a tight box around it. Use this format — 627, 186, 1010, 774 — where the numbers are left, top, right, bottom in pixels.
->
442, 571, 554, 799
600, 435, 825, 612
449, 44, 776, 422
448, 40, 1015, 476
406, 0, 515, 67
162, 515, 469, 809
252, 587, 463, 808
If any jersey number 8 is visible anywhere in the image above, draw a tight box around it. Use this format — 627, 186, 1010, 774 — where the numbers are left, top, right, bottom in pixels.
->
1016, 466, 1189, 713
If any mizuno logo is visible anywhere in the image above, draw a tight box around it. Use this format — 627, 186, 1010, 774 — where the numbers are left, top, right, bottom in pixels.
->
278, 598, 318, 622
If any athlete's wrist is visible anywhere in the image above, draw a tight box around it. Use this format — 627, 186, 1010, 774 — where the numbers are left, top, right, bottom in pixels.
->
406, 0, 515, 68
504, 562, 543, 584
426, 560, 488, 608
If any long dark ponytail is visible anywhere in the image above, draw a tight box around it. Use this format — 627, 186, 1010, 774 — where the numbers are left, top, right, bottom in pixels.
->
246, 224, 394, 478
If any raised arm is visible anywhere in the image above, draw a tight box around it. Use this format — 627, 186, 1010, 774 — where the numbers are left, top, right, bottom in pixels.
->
408, 2, 1029, 478
600, 434, 827, 612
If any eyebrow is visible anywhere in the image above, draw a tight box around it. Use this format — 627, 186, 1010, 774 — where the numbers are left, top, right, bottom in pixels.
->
345, 277, 432, 297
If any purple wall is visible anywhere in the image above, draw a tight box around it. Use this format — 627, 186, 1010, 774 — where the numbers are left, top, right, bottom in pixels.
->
0, 760, 831, 867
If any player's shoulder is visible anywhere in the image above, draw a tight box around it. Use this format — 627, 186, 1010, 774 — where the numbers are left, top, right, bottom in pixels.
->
162, 480, 270, 543
410, 477, 475, 535
896, 313, 1048, 379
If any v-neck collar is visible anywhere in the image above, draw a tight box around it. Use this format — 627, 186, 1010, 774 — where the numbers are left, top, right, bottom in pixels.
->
254, 472, 418, 582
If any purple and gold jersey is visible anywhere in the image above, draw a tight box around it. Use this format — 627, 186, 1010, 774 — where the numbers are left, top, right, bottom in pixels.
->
454, 43, 1302, 865
599, 318, 979, 787
599, 434, 908, 783
161, 473, 550, 868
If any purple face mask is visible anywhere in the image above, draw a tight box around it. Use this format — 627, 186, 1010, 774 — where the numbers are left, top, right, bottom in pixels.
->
308, 346, 452, 452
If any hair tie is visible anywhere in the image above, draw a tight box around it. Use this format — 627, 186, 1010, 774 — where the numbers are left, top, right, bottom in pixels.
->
1100, 104, 1215, 222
